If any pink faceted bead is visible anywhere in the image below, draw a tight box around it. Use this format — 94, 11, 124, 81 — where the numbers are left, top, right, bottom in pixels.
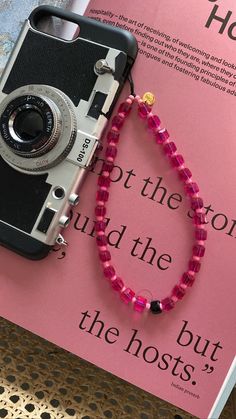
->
106, 145, 117, 159
195, 228, 207, 241
120, 288, 135, 303
107, 129, 120, 144
193, 244, 205, 257
98, 175, 111, 188
95, 221, 106, 232
138, 103, 151, 118
179, 168, 192, 181
112, 114, 124, 129
95, 205, 106, 217
171, 154, 184, 167
156, 128, 169, 144
161, 297, 175, 312
96, 190, 109, 202
104, 265, 115, 279
102, 161, 114, 173
191, 197, 203, 210
194, 213, 207, 225
185, 182, 200, 196
172, 285, 185, 300
112, 277, 124, 291
134, 296, 147, 313
181, 272, 195, 287
147, 115, 161, 131
99, 250, 111, 262
163, 141, 177, 156
189, 259, 201, 273
96, 235, 107, 247
118, 101, 132, 116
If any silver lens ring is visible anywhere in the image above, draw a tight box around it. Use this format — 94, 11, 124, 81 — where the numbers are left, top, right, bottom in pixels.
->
0, 85, 76, 172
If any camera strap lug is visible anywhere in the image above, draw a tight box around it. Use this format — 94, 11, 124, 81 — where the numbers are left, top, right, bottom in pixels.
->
55, 234, 68, 246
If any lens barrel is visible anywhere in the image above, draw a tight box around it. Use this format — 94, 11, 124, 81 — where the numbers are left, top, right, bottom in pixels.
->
0, 95, 60, 157
0, 85, 76, 172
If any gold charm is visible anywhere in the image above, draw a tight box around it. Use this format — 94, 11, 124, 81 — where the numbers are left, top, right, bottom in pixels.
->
142, 92, 155, 106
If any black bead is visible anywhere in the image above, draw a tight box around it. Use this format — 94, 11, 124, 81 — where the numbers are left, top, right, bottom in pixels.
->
150, 300, 162, 314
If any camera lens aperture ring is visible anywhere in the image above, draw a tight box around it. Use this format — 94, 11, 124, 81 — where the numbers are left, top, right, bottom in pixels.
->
0, 85, 76, 172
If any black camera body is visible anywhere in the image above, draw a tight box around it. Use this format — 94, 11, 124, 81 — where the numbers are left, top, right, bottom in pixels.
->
0, 6, 137, 259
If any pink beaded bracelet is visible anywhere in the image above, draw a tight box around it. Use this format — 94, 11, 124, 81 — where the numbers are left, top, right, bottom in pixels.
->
95, 93, 207, 315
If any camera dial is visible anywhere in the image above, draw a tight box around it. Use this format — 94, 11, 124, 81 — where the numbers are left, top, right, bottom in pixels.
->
0, 85, 76, 172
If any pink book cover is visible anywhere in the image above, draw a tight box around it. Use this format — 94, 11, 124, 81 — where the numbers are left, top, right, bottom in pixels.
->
0, 0, 236, 417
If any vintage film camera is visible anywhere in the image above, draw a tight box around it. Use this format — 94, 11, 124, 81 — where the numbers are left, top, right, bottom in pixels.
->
0, 6, 137, 259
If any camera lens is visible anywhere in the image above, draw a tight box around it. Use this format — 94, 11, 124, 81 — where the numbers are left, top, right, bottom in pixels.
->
13, 108, 44, 141
0, 95, 58, 157
0, 85, 76, 171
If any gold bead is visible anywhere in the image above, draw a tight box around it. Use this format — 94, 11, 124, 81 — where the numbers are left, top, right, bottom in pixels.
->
142, 92, 155, 106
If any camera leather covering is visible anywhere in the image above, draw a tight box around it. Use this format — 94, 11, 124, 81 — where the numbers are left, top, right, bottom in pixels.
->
3, 30, 110, 107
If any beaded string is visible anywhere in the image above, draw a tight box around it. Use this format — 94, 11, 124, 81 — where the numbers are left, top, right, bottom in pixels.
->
94, 94, 207, 315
